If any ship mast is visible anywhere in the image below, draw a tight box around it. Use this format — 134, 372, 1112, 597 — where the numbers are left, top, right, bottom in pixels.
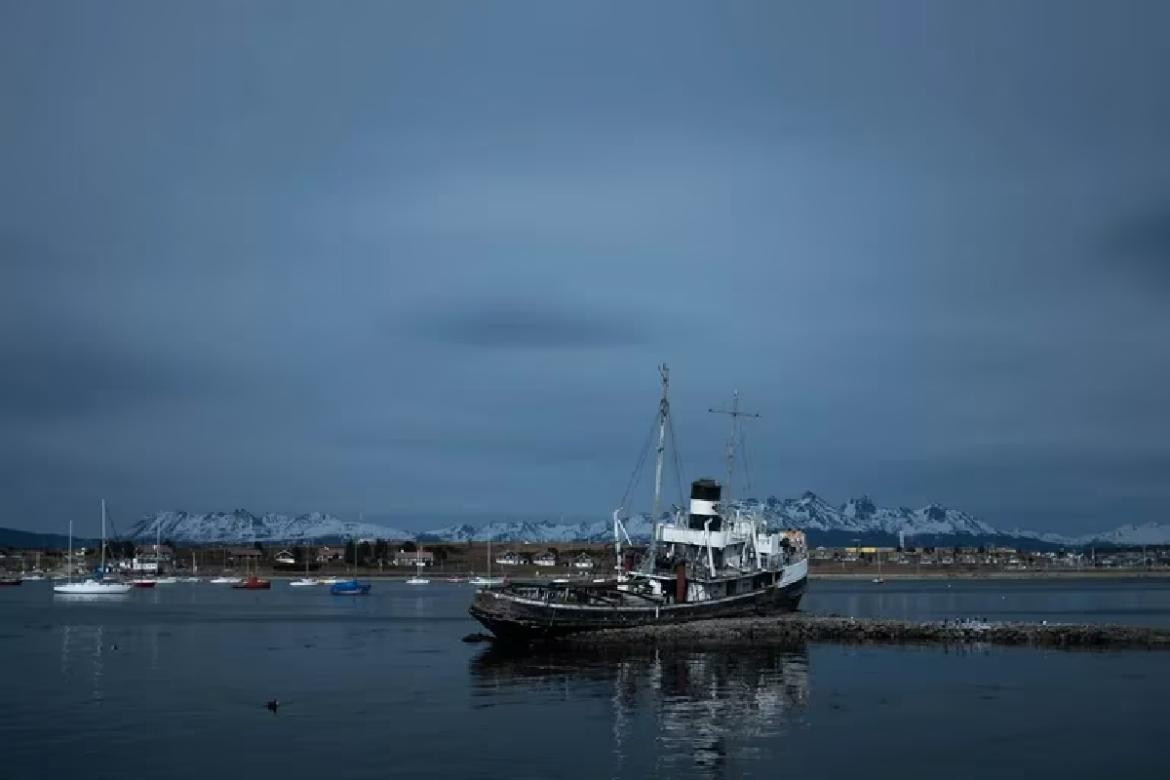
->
645, 364, 670, 569
708, 390, 759, 503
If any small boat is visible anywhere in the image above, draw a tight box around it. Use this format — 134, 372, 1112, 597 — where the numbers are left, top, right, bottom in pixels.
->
445, 577, 465, 583
232, 575, 271, 590
872, 577, 885, 584
53, 504, 134, 596
0, 576, 22, 587
318, 576, 342, 585
209, 576, 240, 584
330, 579, 371, 595
23, 553, 46, 580
289, 547, 319, 587
330, 536, 371, 594
467, 539, 501, 587
179, 576, 201, 583
132, 578, 157, 588
404, 544, 429, 585
154, 576, 179, 585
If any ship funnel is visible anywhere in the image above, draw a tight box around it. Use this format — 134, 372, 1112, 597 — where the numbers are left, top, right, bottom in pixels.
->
688, 478, 722, 531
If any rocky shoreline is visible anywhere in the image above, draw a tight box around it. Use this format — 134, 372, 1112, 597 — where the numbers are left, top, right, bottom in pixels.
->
554, 614, 1170, 650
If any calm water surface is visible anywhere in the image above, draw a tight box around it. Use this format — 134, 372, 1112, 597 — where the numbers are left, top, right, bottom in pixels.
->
2, 578, 1168, 779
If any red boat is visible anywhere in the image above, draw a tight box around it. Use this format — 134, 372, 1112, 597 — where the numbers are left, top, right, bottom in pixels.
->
232, 575, 271, 590
132, 579, 157, 588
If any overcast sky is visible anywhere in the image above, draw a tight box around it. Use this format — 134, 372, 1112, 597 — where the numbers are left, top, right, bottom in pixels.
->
3, 1, 1169, 535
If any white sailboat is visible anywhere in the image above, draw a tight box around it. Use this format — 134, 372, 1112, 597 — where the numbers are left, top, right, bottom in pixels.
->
54, 502, 133, 595
405, 542, 429, 585
22, 552, 46, 581
290, 545, 320, 587
468, 538, 503, 586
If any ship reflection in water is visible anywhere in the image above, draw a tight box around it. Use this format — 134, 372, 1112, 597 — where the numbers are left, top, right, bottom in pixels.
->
471, 644, 809, 777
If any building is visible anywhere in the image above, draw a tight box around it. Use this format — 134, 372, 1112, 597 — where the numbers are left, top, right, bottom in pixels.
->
394, 550, 434, 567
274, 549, 297, 566
494, 551, 525, 566
533, 551, 558, 567
572, 553, 595, 570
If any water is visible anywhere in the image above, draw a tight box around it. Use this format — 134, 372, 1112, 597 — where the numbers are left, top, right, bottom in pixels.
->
3, 578, 1168, 779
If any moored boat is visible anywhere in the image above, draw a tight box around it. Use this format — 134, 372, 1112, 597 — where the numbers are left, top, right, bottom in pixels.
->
232, 575, 271, 590
0, 576, 22, 586
469, 366, 809, 642
330, 579, 371, 595
53, 503, 134, 596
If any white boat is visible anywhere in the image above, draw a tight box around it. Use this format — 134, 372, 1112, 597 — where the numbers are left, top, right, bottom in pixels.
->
209, 576, 241, 584
468, 539, 502, 587
23, 552, 47, 580
405, 542, 429, 585
179, 576, 201, 583
318, 576, 342, 585
154, 576, 179, 585
54, 505, 133, 596
288, 547, 319, 586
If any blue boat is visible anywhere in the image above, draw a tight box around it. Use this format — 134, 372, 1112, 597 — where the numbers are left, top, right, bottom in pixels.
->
330, 579, 371, 595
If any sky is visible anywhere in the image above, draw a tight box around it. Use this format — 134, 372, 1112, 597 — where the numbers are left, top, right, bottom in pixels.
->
2, 0, 1169, 535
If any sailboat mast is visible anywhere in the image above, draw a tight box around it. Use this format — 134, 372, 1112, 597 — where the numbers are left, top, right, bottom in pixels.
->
100, 499, 106, 575
645, 364, 670, 568
68, 520, 73, 583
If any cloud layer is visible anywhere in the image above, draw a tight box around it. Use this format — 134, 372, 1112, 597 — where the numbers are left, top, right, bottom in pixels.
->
3, 1, 1170, 535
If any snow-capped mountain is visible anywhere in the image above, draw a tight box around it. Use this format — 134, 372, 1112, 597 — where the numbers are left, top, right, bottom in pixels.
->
128, 510, 412, 543
129, 497, 1169, 547
1074, 522, 1170, 547
758, 493, 998, 538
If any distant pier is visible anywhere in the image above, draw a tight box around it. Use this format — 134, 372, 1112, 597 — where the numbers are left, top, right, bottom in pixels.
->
557, 614, 1170, 650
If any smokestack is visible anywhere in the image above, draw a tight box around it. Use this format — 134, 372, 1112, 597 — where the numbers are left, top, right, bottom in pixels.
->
688, 478, 722, 531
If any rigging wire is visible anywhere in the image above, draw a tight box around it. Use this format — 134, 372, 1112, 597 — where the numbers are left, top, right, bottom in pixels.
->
667, 410, 688, 509
618, 412, 660, 511
739, 428, 754, 498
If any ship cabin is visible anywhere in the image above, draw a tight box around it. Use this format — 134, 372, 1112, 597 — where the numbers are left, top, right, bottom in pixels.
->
626, 478, 807, 604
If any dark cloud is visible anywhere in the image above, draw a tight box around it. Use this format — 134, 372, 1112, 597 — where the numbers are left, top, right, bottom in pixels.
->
420, 300, 646, 349
2, 1, 1170, 535
0, 340, 223, 422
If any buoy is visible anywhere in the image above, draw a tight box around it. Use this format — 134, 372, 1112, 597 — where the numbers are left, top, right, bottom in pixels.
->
266, 699, 279, 713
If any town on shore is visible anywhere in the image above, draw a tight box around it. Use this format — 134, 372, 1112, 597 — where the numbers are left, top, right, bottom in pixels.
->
3, 538, 1169, 581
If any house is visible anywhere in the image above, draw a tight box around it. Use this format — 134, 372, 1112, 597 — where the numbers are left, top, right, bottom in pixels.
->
274, 549, 297, 566
394, 550, 434, 567
127, 543, 174, 572
494, 551, 525, 566
572, 553, 595, 570
533, 551, 558, 567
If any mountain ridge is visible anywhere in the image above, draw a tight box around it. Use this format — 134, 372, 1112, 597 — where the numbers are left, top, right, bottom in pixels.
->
94, 494, 1170, 547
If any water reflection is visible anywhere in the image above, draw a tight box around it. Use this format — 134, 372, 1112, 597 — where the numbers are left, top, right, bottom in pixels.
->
60, 623, 106, 702
472, 644, 809, 777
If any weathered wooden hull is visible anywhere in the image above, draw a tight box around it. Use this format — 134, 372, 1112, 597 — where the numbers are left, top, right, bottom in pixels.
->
469, 574, 807, 642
